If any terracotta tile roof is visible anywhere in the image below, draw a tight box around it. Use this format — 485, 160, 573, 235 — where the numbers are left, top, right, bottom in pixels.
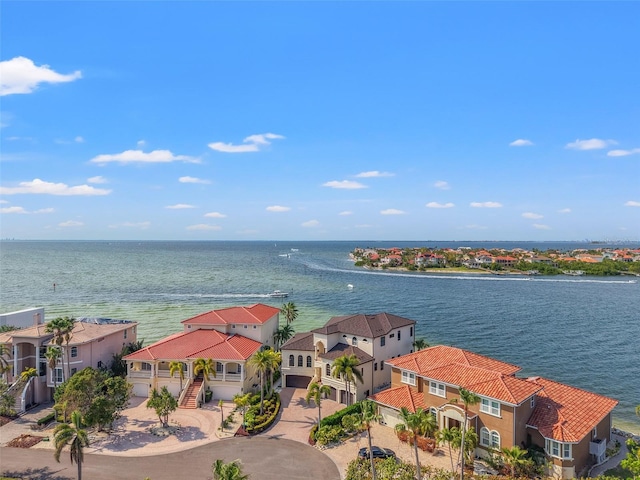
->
526, 377, 618, 443
281, 332, 315, 351
387, 345, 540, 405
124, 329, 262, 362
181, 304, 280, 326
312, 312, 415, 338
369, 385, 427, 413
319, 343, 374, 364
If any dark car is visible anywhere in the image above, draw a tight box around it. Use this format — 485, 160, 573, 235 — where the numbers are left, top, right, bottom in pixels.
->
358, 446, 396, 460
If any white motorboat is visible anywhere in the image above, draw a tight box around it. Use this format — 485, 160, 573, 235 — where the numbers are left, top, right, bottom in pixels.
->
268, 290, 289, 298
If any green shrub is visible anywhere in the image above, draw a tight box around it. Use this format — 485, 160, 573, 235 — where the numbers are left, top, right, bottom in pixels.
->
37, 412, 56, 425
320, 403, 361, 428
315, 425, 345, 446
246, 392, 281, 434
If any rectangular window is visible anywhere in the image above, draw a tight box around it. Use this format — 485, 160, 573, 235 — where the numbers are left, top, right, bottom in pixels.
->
410, 326, 413, 337
429, 381, 446, 397
563, 444, 571, 459
374, 363, 378, 371
70, 346, 78, 358
545, 440, 571, 459
401, 371, 416, 386
397, 330, 401, 341
480, 398, 501, 416
380, 336, 386, 346
54, 367, 63, 384
124, 329, 127, 339
390, 333, 395, 338
531, 397, 535, 409
380, 362, 384, 370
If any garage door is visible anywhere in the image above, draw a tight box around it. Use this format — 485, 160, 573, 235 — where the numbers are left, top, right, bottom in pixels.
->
379, 406, 400, 428
132, 382, 149, 397
285, 375, 312, 388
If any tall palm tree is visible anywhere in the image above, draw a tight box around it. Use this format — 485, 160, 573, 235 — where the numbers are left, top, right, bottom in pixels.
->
359, 400, 381, 480
331, 354, 363, 406
193, 358, 215, 380
249, 350, 270, 414
273, 324, 295, 351
212, 459, 249, 480
45, 317, 75, 381
0, 343, 12, 380
458, 387, 480, 480
502, 445, 528, 478
280, 302, 298, 325
233, 393, 251, 428
54, 410, 90, 480
395, 407, 432, 480
436, 426, 460, 474
265, 349, 281, 396
169, 361, 185, 393
45, 347, 62, 390
305, 381, 331, 430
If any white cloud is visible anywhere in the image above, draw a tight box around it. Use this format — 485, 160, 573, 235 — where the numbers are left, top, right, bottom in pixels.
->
565, 138, 615, 150
434, 180, 450, 190
339, 211, 353, 216
624, 201, 640, 207
137, 140, 146, 147
187, 224, 222, 231
266, 205, 291, 212
90, 149, 200, 165
0, 200, 8, 204
509, 139, 534, 147
87, 176, 108, 184
59, 220, 83, 227
380, 209, 406, 215
0, 178, 111, 196
522, 212, 543, 219
426, 202, 454, 209
607, 148, 640, 157
533, 224, 551, 230
470, 201, 503, 208
302, 220, 319, 227
179, 176, 211, 184
355, 171, 394, 178
204, 212, 227, 218
322, 180, 367, 189
165, 204, 195, 209
0, 56, 82, 96
75, 136, 84, 143
558, 208, 572, 214
208, 132, 284, 153
3, 205, 56, 214
108, 221, 151, 229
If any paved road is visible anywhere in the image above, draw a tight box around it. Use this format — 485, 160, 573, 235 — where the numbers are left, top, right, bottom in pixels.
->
0, 436, 341, 480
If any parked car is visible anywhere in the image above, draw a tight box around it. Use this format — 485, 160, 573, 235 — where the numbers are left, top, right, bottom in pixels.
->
358, 446, 396, 460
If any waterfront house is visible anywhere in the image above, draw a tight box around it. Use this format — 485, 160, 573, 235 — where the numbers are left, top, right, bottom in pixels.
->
281, 313, 416, 404
124, 303, 280, 404
369, 345, 617, 479
0, 315, 137, 412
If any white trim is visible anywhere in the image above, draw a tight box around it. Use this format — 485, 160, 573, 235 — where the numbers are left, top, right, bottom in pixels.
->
401, 370, 416, 386
480, 397, 501, 417
429, 380, 446, 398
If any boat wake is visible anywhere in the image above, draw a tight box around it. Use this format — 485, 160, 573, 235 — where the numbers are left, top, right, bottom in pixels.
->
150, 293, 277, 299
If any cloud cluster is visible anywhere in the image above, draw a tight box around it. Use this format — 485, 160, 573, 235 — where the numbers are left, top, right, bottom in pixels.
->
522, 212, 543, 219
165, 204, 195, 210
0, 205, 54, 214
426, 202, 454, 209
607, 148, 640, 157
509, 139, 534, 147
322, 180, 367, 189
0, 179, 111, 196
434, 181, 450, 190
565, 138, 615, 150
355, 171, 394, 178
208, 133, 284, 153
90, 149, 199, 165
0, 56, 82, 96
179, 176, 210, 184
380, 209, 405, 215
266, 205, 290, 212
470, 201, 503, 208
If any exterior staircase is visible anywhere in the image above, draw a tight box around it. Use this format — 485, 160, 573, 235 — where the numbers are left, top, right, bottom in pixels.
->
179, 378, 203, 409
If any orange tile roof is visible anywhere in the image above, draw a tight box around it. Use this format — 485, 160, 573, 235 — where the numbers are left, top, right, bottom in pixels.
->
526, 377, 618, 443
181, 303, 280, 326
387, 346, 540, 405
369, 385, 427, 413
124, 329, 262, 362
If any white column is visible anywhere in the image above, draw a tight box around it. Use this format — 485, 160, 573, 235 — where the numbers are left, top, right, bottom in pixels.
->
13, 344, 18, 380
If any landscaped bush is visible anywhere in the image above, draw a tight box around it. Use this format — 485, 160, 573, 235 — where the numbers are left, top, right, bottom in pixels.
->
37, 412, 56, 426
315, 424, 345, 446
320, 403, 361, 428
246, 392, 280, 434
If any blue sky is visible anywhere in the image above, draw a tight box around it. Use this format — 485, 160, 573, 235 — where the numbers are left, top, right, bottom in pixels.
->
1, 1, 639, 241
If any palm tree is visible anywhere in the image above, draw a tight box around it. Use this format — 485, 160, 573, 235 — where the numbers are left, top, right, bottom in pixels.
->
359, 400, 381, 480
169, 361, 185, 393
54, 410, 90, 480
436, 426, 460, 474
502, 445, 528, 478
412, 338, 429, 351
233, 393, 251, 428
45, 317, 75, 381
193, 358, 215, 381
219, 398, 225, 430
331, 354, 363, 406
458, 388, 480, 480
212, 459, 249, 480
280, 302, 298, 325
265, 349, 281, 396
273, 324, 295, 351
305, 381, 331, 430
395, 407, 432, 480
0, 343, 12, 380
45, 347, 62, 390
249, 350, 270, 414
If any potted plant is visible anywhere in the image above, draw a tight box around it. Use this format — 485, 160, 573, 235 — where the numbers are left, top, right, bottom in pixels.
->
205, 388, 213, 403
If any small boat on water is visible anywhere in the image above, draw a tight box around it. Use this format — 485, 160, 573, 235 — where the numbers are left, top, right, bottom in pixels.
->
268, 290, 289, 298
347, 284, 354, 290
563, 270, 585, 276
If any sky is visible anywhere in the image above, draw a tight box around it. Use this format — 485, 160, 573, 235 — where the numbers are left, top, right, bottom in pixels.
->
1, 1, 639, 242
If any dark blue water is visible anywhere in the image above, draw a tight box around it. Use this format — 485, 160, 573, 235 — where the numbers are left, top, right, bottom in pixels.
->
1, 240, 638, 433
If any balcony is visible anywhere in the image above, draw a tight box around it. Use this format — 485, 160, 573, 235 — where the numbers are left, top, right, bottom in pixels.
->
589, 438, 606, 462
129, 370, 152, 378
210, 373, 242, 382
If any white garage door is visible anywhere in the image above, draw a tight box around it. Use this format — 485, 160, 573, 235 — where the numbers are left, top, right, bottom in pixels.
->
379, 406, 400, 428
213, 385, 241, 401
132, 382, 149, 397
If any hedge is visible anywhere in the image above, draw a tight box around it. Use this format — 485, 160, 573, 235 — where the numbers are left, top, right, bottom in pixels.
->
320, 402, 361, 428
246, 392, 281, 435
37, 412, 56, 425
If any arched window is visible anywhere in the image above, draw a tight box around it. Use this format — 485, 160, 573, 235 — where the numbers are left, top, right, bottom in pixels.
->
298, 355, 303, 367
480, 427, 491, 447
326, 363, 331, 376
352, 337, 358, 346
289, 355, 295, 367
306, 356, 312, 367
490, 431, 500, 449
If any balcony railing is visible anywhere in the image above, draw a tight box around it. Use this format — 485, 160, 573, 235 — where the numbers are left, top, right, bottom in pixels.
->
129, 370, 152, 378
210, 373, 242, 382
589, 438, 606, 458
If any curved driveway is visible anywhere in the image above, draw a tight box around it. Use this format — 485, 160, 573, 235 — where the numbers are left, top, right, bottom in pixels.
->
0, 436, 340, 480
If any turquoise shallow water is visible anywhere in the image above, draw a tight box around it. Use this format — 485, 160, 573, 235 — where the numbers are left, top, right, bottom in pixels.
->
1, 240, 639, 433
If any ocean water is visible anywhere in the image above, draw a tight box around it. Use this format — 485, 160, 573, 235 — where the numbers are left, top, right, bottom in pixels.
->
1, 240, 639, 434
